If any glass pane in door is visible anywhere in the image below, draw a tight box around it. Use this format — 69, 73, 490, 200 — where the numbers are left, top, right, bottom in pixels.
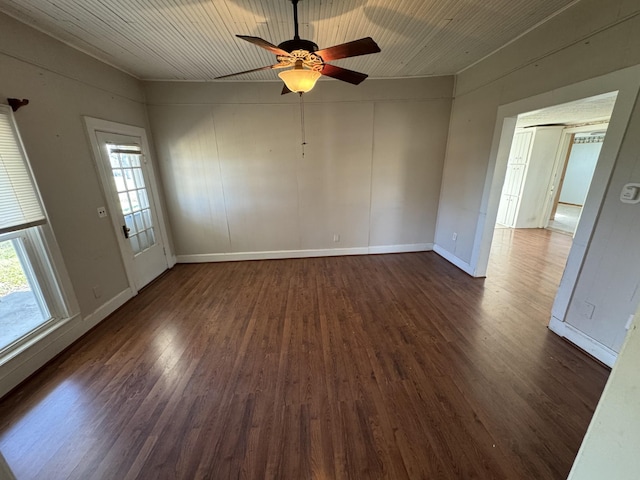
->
107, 144, 156, 255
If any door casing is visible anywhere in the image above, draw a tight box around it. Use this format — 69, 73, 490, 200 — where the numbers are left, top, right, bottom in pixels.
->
84, 117, 174, 294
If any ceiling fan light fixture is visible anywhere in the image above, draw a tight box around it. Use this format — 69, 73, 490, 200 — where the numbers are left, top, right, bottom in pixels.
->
278, 60, 321, 93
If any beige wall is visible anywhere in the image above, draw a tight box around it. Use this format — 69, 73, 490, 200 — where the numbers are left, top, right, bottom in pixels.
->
0, 12, 159, 396
437, 0, 640, 262
0, 12, 150, 316
435, 0, 640, 354
145, 77, 453, 260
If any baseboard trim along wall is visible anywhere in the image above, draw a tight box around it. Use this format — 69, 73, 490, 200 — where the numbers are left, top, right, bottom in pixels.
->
0, 288, 134, 399
82, 288, 135, 327
549, 316, 618, 368
433, 245, 475, 276
177, 244, 434, 263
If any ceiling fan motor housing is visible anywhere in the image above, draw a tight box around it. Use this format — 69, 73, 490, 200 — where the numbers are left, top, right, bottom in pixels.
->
278, 38, 319, 54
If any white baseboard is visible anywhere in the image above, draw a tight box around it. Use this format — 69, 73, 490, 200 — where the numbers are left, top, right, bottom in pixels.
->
368, 243, 433, 254
548, 316, 618, 367
82, 288, 134, 328
433, 244, 476, 276
177, 244, 432, 263
0, 288, 134, 399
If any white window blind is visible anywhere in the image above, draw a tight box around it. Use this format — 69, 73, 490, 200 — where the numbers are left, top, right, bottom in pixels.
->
0, 105, 46, 235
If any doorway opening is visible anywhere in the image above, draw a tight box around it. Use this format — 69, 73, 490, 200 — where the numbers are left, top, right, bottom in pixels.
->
488, 94, 615, 332
547, 129, 607, 235
470, 67, 640, 366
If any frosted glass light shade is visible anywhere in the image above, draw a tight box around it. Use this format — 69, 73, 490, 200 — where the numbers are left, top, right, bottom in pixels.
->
278, 68, 321, 93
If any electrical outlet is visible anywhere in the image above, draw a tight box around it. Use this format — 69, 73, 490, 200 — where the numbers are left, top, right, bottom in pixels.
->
97, 206, 108, 218
452, 232, 457, 241
92, 285, 102, 299
625, 314, 635, 330
580, 301, 595, 319
333, 234, 340, 243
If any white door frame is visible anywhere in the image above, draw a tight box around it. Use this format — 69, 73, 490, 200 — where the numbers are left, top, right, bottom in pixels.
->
471, 66, 640, 326
541, 123, 609, 230
84, 117, 174, 294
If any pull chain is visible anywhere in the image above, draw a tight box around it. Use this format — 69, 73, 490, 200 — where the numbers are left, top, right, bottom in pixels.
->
299, 92, 306, 158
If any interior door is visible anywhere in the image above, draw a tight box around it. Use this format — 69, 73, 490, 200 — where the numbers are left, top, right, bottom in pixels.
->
95, 131, 168, 290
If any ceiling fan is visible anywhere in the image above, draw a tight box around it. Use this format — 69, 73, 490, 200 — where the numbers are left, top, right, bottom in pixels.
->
215, 0, 381, 94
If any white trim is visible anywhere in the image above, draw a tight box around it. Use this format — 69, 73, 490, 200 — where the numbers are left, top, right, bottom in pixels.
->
177, 244, 432, 263
548, 316, 617, 367
433, 244, 475, 276
178, 248, 368, 263
368, 243, 433, 254
470, 117, 518, 277
0, 288, 133, 399
0, 315, 75, 368
82, 288, 134, 326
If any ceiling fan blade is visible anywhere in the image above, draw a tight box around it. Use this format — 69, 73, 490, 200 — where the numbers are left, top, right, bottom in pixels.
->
281, 84, 293, 95
321, 64, 368, 85
236, 35, 291, 57
215, 63, 286, 79
315, 37, 380, 62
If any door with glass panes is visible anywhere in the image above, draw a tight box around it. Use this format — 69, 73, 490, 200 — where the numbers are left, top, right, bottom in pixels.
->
95, 131, 167, 290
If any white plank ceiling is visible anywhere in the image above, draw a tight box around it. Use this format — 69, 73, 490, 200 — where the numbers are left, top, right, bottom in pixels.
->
0, 0, 579, 81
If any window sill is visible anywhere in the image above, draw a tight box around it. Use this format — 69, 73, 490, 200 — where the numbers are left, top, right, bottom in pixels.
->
0, 313, 81, 367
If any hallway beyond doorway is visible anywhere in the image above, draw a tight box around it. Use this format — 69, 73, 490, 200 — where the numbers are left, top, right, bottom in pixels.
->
547, 203, 581, 235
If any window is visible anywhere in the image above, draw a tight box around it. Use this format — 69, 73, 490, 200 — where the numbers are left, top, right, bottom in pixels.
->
0, 105, 71, 353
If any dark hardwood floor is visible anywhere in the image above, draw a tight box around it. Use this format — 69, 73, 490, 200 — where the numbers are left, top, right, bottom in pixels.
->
0, 229, 609, 479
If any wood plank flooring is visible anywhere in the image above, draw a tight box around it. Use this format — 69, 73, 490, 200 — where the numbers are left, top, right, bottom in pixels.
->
0, 229, 609, 479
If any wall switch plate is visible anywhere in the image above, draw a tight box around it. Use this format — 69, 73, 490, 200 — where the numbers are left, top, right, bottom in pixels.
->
620, 183, 640, 204
97, 206, 108, 218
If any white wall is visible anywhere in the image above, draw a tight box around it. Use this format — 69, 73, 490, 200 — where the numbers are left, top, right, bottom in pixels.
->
435, 0, 640, 359
0, 12, 158, 397
145, 77, 453, 260
560, 141, 603, 206
568, 314, 640, 479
